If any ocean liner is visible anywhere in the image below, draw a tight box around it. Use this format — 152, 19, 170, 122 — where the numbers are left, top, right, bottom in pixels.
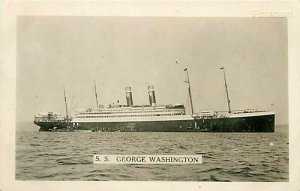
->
34, 67, 275, 132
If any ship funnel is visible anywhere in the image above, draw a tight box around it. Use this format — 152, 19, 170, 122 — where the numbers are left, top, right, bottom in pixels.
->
148, 85, 156, 106
125, 87, 133, 107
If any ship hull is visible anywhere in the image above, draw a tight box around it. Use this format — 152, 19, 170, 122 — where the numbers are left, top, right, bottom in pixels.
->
73, 120, 193, 132
35, 114, 275, 132
194, 113, 275, 132
34, 121, 71, 131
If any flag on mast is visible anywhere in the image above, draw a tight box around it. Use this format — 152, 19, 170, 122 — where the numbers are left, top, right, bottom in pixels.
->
220, 67, 224, 70
184, 68, 187, 71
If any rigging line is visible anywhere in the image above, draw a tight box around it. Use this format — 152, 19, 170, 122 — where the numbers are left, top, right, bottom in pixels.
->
72, 101, 79, 113
227, 86, 259, 111
221, 71, 258, 105
190, 88, 215, 111
191, 85, 231, 111
69, 95, 75, 113
225, 83, 252, 108
194, 87, 229, 112
71, 97, 78, 114
220, 82, 260, 111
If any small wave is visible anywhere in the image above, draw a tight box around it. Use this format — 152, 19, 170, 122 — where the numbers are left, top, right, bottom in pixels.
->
227, 166, 253, 174
90, 169, 103, 173
117, 148, 127, 152
202, 155, 216, 159
240, 166, 252, 171
88, 178, 108, 181
241, 167, 252, 171
36, 172, 60, 179
119, 174, 131, 178
178, 145, 188, 150
155, 147, 172, 153
198, 167, 223, 173
83, 173, 109, 178
249, 172, 266, 176
57, 158, 92, 165
133, 165, 152, 169
57, 160, 78, 165
37, 153, 66, 157
86, 178, 101, 181
29, 143, 42, 147
261, 163, 269, 167
194, 151, 206, 155
209, 175, 231, 182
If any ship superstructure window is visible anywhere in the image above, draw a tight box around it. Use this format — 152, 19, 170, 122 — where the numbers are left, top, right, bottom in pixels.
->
76, 111, 184, 118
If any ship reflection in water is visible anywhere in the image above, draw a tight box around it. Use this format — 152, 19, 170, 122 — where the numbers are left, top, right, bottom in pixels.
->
16, 125, 288, 181
33, 67, 275, 132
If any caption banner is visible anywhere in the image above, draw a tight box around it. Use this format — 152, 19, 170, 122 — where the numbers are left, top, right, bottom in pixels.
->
93, 155, 202, 164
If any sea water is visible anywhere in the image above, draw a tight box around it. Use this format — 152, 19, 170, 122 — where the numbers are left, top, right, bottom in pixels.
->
16, 124, 288, 181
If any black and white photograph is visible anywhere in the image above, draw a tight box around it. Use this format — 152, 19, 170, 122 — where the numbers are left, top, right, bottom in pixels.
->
1, 1, 300, 191
16, 16, 288, 181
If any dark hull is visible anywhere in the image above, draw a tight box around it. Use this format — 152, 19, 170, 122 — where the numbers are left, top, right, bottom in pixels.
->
35, 114, 275, 132
194, 114, 275, 132
34, 121, 72, 132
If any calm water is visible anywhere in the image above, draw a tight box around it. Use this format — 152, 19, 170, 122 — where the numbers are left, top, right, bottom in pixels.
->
16, 125, 288, 181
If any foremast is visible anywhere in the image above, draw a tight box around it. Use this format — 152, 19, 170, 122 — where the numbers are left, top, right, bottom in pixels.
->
94, 80, 99, 108
63, 87, 73, 131
220, 67, 231, 113
184, 68, 194, 115
63, 86, 69, 119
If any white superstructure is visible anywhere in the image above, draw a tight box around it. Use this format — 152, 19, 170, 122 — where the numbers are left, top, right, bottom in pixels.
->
72, 104, 193, 123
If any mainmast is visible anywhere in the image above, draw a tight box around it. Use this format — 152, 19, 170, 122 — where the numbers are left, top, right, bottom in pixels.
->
94, 80, 99, 108
184, 68, 194, 115
63, 87, 69, 119
220, 67, 231, 113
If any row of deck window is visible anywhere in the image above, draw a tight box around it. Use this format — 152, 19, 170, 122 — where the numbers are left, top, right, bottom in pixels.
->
77, 113, 182, 118
79, 109, 184, 115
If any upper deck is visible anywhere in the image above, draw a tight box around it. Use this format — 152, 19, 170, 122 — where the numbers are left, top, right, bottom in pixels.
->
74, 104, 186, 119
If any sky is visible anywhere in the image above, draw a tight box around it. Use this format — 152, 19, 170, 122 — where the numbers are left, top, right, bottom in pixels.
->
17, 17, 288, 125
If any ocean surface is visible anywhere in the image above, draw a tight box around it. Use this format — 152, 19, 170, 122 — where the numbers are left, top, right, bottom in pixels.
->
16, 124, 289, 181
